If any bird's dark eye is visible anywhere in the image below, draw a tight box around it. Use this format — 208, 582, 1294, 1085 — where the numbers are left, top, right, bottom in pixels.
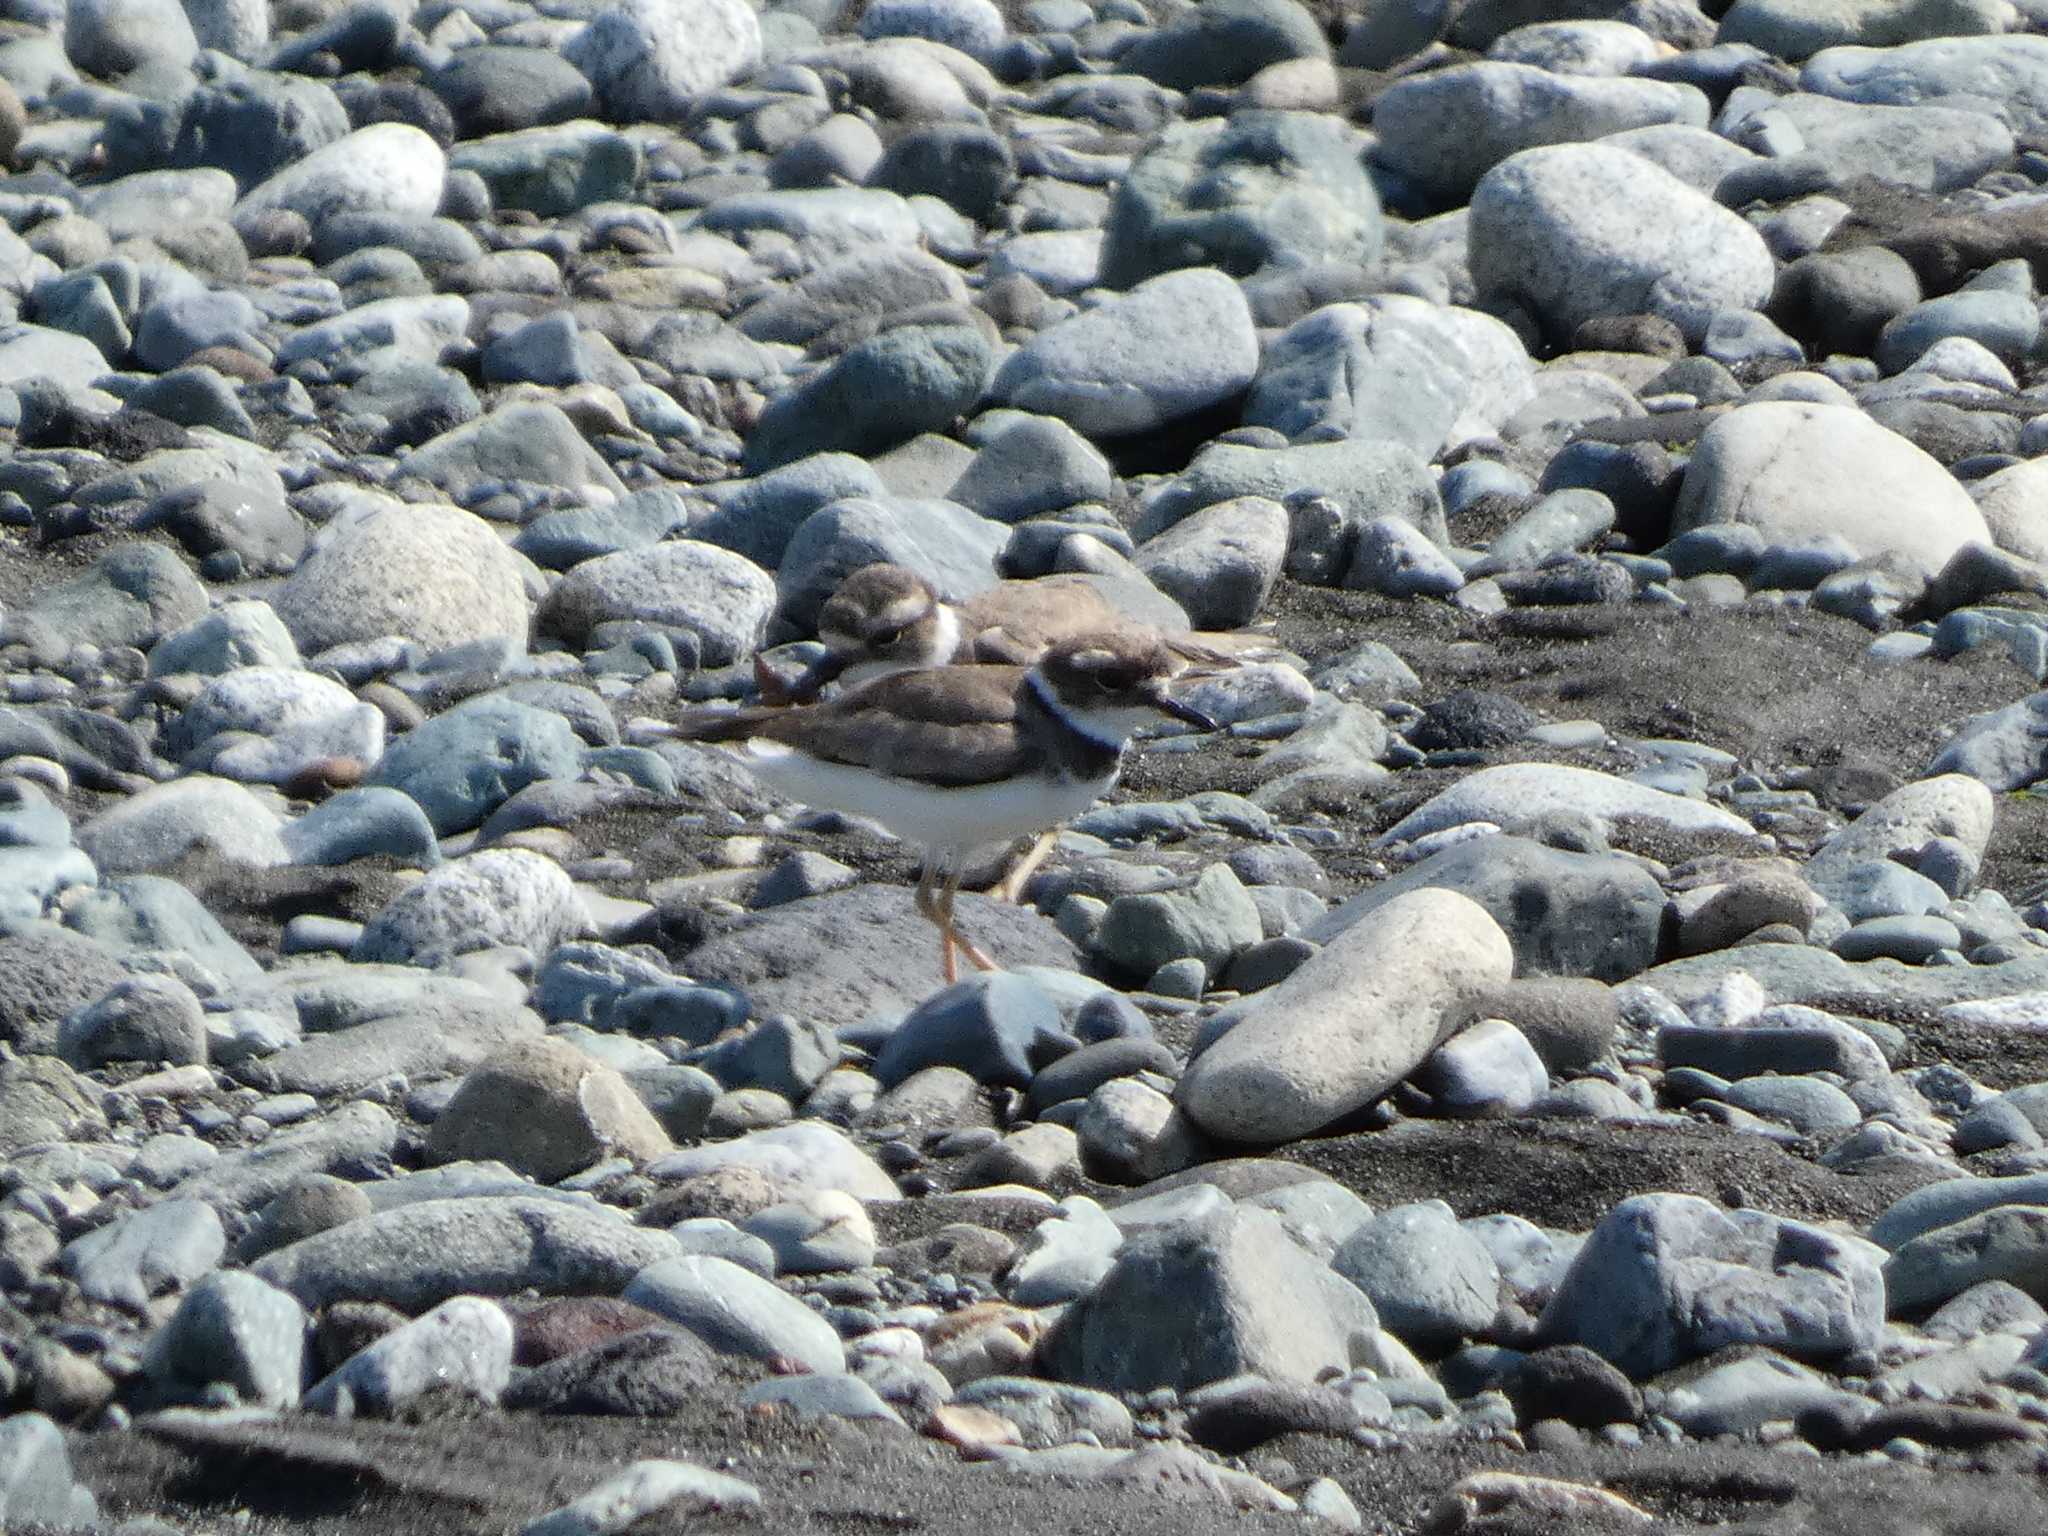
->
1093, 670, 1130, 693
873, 626, 904, 646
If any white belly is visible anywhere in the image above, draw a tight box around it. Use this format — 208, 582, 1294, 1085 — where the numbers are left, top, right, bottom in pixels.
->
739, 740, 1115, 858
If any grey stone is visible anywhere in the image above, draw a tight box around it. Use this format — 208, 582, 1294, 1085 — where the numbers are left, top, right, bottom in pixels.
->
398, 401, 625, 502
1469, 143, 1775, 345
284, 787, 441, 868
0, 1413, 90, 1532
1540, 1193, 1886, 1376
65, 0, 196, 75
305, 1295, 514, 1417
235, 122, 444, 232
1416, 1018, 1549, 1117
0, 927, 130, 1055
59, 972, 206, 1068
1120, 0, 1326, 90
1134, 495, 1286, 629
624, 1254, 845, 1372
1141, 436, 1444, 549
774, 495, 1006, 633
741, 1190, 876, 1273
1885, 1205, 2048, 1313
429, 46, 594, 137
1040, 1205, 1379, 1391
949, 415, 1113, 524
743, 317, 993, 474
427, 1036, 671, 1182
1246, 296, 1532, 462
1333, 1201, 1501, 1350
16, 542, 206, 659
990, 268, 1257, 438
143, 1269, 305, 1409
1099, 111, 1381, 288
1375, 62, 1709, 205
1094, 863, 1264, 985
368, 698, 584, 837
1181, 889, 1513, 1144
1311, 836, 1666, 983
1802, 33, 2048, 143
536, 541, 773, 665
254, 1195, 679, 1310
61, 1197, 224, 1310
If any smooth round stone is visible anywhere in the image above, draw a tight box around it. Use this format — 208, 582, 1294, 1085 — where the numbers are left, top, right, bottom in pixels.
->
1414, 1018, 1548, 1117
1333, 1200, 1501, 1350
1180, 888, 1514, 1143
740, 1190, 877, 1273
625, 1254, 844, 1373
1832, 914, 1964, 964
352, 849, 586, 969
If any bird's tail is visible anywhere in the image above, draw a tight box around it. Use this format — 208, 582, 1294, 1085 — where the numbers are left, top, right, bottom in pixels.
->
1168, 628, 1293, 669
660, 704, 787, 743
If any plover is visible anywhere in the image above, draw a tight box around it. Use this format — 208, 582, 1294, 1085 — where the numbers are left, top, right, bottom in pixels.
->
766, 563, 1275, 702
755, 563, 1268, 900
674, 630, 1217, 982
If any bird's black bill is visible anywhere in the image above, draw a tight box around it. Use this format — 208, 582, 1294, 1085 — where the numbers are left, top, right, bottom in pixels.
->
1153, 690, 1218, 732
784, 648, 856, 702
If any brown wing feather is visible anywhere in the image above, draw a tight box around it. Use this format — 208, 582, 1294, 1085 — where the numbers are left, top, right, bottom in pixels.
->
958, 577, 1120, 663
746, 665, 1035, 788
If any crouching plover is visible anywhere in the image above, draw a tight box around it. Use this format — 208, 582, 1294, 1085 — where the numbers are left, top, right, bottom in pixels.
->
674, 630, 1216, 982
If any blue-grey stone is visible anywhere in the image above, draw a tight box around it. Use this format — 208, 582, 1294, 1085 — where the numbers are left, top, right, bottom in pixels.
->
700, 1014, 843, 1099
142, 1268, 305, 1409
872, 973, 1075, 1089
774, 493, 1005, 632
742, 317, 993, 475
1332, 1200, 1500, 1350
60, 1197, 225, 1310
692, 453, 885, 569
253, 1195, 679, 1311
515, 488, 694, 570
611, 982, 750, 1045
1309, 836, 1664, 982
534, 942, 673, 1027
63, 874, 260, 981
369, 696, 585, 835
283, 787, 441, 868
1541, 1193, 1885, 1376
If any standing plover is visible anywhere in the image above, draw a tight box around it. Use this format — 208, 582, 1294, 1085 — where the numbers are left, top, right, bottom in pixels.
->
675, 630, 1216, 982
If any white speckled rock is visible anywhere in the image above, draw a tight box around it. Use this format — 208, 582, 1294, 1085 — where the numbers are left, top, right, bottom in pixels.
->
1672, 403, 1992, 580
647, 1122, 899, 1201
235, 123, 446, 231
990, 268, 1257, 437
1374, 763, 1753, 846
1802, 774, 1995, 897
77, 777, 290, 875
1177, 888, 1514, 1143
1469, 142, 1774, 344
273, 501, 529, 656
535, 540, 776, 664
353, 850, 588, 970
566, 0, 762, 122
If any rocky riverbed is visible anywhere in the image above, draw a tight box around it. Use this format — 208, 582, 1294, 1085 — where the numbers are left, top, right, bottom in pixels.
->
16, 0, 2048, 1532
